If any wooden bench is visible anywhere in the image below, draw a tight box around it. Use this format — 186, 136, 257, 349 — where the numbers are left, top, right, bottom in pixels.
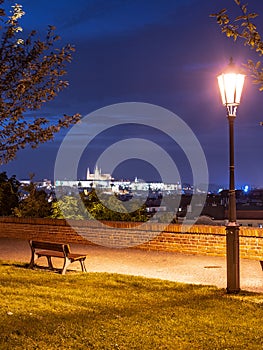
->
28, 241, 87, 275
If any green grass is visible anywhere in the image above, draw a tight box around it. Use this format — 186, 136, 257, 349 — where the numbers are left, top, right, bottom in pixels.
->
0, 262, 263, 349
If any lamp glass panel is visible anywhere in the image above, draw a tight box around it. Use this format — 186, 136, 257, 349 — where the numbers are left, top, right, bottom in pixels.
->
224, 73, 236, 104
217, 75, 226, 105
235, 74, 245, 104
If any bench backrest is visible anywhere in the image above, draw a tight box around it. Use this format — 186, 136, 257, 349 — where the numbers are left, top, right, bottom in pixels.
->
30, 241, 71, 255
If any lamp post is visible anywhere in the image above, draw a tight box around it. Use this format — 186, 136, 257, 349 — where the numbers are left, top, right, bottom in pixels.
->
217, 58, 245, 293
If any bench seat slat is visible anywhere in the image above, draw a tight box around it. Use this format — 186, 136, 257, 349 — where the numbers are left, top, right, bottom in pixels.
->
36, 250, 87, 260
67, 253, 87, 260
36, 250, 65, 258
32, 241, 66, 252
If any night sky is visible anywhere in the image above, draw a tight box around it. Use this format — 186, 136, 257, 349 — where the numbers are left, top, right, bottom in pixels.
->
2, 0, 263, 188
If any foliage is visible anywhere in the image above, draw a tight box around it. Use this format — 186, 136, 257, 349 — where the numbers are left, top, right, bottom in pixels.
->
0, 1, 81, 164
82, 189, 148, 222
0, 171, 20, 215
211, 0, 263, 91
13, 178, 52, 218
1, 264, 263, 349
0, 177, 148, 221
50, 195, 88, 220
51, 189, 148, 222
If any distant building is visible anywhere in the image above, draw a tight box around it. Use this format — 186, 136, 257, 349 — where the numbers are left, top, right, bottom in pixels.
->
86, 166, 112, 181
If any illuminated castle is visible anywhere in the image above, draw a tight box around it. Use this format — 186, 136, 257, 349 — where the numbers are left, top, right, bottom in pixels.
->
86, 165, 112, 181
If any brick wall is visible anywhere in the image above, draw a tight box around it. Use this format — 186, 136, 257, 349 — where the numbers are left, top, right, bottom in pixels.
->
0, 217, 263, 260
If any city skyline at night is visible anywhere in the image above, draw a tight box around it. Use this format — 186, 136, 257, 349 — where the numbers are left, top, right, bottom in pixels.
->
2, 0, 263, 188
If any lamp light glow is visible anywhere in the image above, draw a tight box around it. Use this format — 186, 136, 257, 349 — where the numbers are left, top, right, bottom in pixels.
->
217, 58, 245, 116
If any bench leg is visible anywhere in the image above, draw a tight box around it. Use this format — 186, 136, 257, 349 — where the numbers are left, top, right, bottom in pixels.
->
61, 257, 71, 275
79, 258, 87, 272
46, 256, 54, 270
28, 252, 37, 269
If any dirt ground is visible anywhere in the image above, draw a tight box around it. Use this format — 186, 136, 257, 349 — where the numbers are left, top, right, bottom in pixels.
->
0, 237, 263, 293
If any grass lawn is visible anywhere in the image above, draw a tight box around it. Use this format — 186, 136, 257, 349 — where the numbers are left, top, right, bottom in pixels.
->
0, 262, 263, 349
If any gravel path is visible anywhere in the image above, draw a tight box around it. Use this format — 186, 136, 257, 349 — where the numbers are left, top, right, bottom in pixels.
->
1, 237, 263, 293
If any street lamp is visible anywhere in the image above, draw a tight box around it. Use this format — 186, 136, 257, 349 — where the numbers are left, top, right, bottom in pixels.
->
217, 58, 245, 293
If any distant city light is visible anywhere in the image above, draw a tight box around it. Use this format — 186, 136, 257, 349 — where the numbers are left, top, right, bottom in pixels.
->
243, 185, 249, 193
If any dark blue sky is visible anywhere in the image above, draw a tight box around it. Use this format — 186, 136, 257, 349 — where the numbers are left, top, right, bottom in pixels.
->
2, 0, 263, 188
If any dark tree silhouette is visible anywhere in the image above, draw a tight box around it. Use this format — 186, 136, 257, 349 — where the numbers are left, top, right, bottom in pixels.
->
0, 2, 80, 164
211, 0, 263, 91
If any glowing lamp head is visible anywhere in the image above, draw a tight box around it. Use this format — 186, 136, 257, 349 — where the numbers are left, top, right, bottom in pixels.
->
217, 58, 245, 116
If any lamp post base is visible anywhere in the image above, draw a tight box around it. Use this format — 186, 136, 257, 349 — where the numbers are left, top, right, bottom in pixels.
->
226, 224, 240, 293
